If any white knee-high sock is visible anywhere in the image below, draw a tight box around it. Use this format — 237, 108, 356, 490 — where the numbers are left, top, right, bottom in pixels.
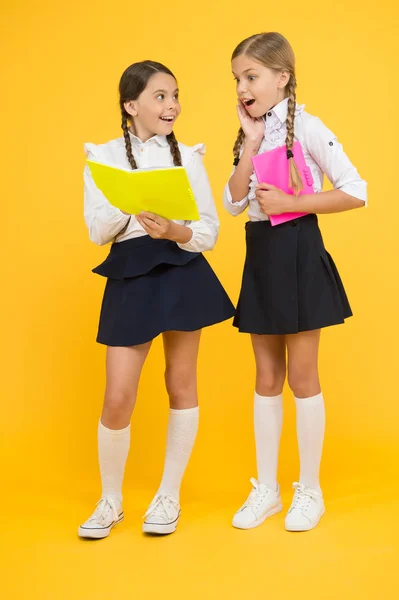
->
98, 420, 130, 506
158, 406, 199, 501
294, 393, 325, 491
254, 392, 283, 490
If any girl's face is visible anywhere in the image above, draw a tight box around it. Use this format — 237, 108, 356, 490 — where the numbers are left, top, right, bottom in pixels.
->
232, 54, 289, 118
124, 72, 181, 142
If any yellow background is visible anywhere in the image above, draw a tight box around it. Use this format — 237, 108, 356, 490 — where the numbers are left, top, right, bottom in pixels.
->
1, 0, 398, 598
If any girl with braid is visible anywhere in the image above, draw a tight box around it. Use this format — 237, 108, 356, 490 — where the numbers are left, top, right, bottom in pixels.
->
224, 33, 367, 532
80, 60, 234, 538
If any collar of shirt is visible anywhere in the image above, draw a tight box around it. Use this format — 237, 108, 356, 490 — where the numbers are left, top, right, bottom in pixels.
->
128, 131, 169, 148
262, 98, 305, 134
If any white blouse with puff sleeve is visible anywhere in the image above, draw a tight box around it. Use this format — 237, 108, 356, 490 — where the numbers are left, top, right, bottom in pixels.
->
84, 131, 219, 253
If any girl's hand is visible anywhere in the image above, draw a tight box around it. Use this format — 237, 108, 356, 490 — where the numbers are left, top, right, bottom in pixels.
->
236, 102, 265, 148
255, 183, 293, 215
136, 211, 173, 239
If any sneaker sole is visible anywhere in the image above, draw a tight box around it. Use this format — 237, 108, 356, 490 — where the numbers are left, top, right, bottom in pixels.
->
142, 514, 180, 535
78, 514, 124, 539
232, 502, 283, 530
285, 507, 325, 532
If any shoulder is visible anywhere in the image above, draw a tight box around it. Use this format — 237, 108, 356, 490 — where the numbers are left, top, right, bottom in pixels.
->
84, 137, 127, 162
177, 142, 206, 167
295, 108, 336, 143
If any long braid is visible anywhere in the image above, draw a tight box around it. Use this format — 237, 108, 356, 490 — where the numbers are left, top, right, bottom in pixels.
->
233, 127, 245, 165
285, 75, 303, 195
167, 131, 182, 166
121, 113, 138, 170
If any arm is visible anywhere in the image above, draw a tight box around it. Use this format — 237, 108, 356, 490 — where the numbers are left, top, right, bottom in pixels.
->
176, 147, 219, 252
255, 116, 367, 216
84, 146, 131, 246
223, 104, 265, 215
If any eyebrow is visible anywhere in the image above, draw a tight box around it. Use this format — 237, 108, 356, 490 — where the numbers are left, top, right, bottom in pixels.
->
232, 69, 259, 76
153, 88, 179, 94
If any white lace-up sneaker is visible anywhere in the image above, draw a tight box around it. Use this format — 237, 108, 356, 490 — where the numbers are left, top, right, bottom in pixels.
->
78, 497, 124, 539
142, 494, 181, 535
233, 478, 283, 530
285, 482, 325, 532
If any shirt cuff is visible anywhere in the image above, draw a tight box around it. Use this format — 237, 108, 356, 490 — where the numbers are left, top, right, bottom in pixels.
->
224, 182, 248, 207
339, 181, 368, 205
176, 224, 216, 253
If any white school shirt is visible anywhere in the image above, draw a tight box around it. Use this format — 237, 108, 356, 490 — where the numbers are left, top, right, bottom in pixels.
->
223, 97, 368, 220
84, 132, 219, 252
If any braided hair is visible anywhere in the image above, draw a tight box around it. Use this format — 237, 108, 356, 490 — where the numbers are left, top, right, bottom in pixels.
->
231, 32, 303, 194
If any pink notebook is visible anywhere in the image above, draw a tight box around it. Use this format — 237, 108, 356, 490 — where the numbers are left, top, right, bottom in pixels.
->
251, 140, 313, 226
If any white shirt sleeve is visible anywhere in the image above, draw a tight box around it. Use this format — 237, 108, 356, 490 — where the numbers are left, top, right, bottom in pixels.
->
83, 144, 130, 246
223, 167, 250, 216
177, 147, 220, 253
304, 117, 368, 204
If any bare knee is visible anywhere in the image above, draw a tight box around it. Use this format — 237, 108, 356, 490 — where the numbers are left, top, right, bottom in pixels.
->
287, 368, 320, 398
165, 367, 197, 409
102, 388, 135, 428
256, 366, 286, 396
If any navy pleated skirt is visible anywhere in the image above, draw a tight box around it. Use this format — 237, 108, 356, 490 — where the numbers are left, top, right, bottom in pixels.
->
93, 235, 235, 346
234, 214, 352, 335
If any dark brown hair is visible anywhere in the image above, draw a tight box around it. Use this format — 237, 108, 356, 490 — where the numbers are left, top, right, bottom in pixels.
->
232, 33, 303, 194
119, 61, 182, 169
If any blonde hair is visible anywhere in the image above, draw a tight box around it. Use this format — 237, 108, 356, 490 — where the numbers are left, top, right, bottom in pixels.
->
232, 32, 303, 195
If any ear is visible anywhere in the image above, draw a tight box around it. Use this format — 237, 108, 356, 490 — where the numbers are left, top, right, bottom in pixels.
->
124, 100, 138, 117
278, 71, 290, 90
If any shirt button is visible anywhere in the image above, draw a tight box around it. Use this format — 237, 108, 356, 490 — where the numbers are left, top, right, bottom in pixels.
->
329, 141, 333, 146
267, 112, 272, 117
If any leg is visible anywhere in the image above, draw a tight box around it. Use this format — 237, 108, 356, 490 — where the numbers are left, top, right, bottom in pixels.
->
285, 330, 325, 531
102, 342, 152, 428
160, 330, 201, 498
143, 330, 201, 535
251, 334, 287, 397
286, 329, 324, 490
99, 343, 152, 502
232, 335, 286, 530
163, 329, 201, 410
286, 329, 321, 399
79, 342, 151, 539
251, 334, 286, 488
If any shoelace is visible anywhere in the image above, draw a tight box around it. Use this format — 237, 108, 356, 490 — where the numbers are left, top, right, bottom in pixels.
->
143, 495, 179, 521
89, 497, 119, 526
244, 478, 270, 508
291, 482, 320, 511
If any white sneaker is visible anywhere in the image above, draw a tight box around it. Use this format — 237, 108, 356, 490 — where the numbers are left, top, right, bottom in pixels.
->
232, 478, 283, 530
78, 497, 124, 539
285, 482, 325, 532
142, 494, 181, 535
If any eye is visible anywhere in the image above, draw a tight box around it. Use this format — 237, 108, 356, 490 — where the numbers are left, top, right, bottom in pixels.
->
173, 94, 179, 100
248, 75, 256, 81
156, 94, 164, 100
233, 77, 239, 83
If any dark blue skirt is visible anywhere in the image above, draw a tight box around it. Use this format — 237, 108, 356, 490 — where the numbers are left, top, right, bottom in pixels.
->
234, 215, 352, 335
93, 236, 235, 347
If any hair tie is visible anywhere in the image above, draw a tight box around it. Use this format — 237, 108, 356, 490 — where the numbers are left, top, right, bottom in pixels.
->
286, 149, 294, 160
233, 157, 240, 166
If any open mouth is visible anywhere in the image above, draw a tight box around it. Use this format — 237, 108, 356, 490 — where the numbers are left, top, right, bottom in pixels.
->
242, 98, 255, 107
160, 116, 175, 123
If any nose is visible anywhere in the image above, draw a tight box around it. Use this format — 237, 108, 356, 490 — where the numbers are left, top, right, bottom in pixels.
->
167, 99, 177, 112
237, 80, 247, 95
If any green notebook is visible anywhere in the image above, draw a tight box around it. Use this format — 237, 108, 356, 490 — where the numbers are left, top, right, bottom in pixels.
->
87, 160, 200, 221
